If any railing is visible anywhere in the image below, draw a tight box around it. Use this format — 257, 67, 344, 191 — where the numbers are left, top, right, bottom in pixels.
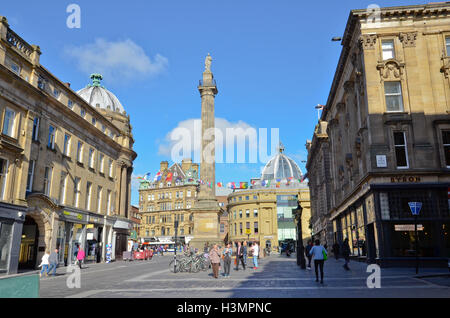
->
6, 28, 33, 58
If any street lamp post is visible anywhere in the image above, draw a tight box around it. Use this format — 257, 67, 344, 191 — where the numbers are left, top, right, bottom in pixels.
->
293, 202, 306, 269
174, 220, 179, 273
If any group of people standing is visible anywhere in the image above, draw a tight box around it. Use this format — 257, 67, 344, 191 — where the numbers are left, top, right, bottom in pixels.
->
208, 241, 259, 279
303, 238, 352, 284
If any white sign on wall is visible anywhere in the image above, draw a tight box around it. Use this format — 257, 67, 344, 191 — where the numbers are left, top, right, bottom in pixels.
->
376, 155, 387, 168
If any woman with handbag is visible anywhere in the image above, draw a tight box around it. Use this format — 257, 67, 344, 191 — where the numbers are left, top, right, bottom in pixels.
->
309, 239, 327, 284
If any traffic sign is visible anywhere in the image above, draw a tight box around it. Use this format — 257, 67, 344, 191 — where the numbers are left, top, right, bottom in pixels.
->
408, 202, 422, 216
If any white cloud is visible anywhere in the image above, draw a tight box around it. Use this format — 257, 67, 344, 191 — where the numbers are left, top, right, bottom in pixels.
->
158, 118, 279, 164
65, 38, 168, 84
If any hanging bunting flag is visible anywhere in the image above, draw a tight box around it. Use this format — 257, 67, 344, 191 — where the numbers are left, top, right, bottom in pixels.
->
276, 182, 281, 188
166, 172, 173, 182
266, 180, 271, 187
154, 172, 162, 182
261, 180, 267, 187
144, 172, 151, 180
217, 182, 223, 188
240, 182, 248, 189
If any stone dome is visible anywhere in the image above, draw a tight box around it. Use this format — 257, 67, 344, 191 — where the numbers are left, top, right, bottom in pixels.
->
261, 144, 303, 181
77, 74, 125, 113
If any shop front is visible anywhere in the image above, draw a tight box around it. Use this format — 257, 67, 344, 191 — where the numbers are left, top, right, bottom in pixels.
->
85, 214, 105, 263
113, 218, 132, 260
0, 202, 26, 275
58, 208, 89, 266
332, 183, 450, 267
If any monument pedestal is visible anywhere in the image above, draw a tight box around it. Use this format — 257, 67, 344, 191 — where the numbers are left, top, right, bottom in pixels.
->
189, 199, 222, 250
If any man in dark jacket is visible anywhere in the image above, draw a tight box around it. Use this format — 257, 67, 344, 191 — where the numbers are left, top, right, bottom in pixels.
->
341, 238, 351, 270
235, 242, 246, 271
47, 248, 59, 276
305, 241, 313, 269
332, 242, 340, 260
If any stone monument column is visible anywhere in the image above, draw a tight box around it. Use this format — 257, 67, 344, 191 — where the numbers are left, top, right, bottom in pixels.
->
189, 54, 222, 249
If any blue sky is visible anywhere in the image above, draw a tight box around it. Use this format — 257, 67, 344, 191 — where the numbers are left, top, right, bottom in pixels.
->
1, 0, 416, 204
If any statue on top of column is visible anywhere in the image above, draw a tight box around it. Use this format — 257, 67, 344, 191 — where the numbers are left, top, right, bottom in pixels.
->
205, 53, 212, 72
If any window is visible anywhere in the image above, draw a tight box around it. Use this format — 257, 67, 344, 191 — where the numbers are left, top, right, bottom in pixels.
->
37, 76, 45, 89
245, 196, 249, 200
68, 100, 74, 109
10, 61, 20, 75
394, 132, 409, 169
101, 124, 106, 133
253, 195, 257, 200
73, 178, 81, 208
97, 186, 103, 213
99, 154, 104, 173
384, 82, 404, 112
76, 141, 83, 163
234, 223, 237, 236
234, 211, 236, 219
92, 117, 97, 126
26, 160, 35, 192
32, 117, 40, 141
246, 210, 250, 218
53, 88, 61, 99
2, 108, 16, 137
86, 182, 92, 210
63, 134, 71, 156
48, 125, 56, 149
106, 190, 112, 215
254, 209, 258, 217
0, 158, 8, 199
446, 37, 450, 56
246, 222, 250, 232
382, 40, 395, 60
240, 223, 243, 235
180, 229, 184, 235
254, 222, 259, 234
88, 148, 95, 168
239, 210, 242, 218
44, 167, 53, 196
108, 159, 113, 177
180, 191, 184, 198
220, 223, 225, 233
80, 108, 86, 118
59, 172, 67, 205
442, 131, 450, 167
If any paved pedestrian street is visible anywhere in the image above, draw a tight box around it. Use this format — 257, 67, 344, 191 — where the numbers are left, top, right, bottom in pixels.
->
38, 254, 450, 298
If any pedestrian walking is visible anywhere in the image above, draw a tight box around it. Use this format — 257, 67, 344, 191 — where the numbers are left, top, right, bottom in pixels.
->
47, 248, 59, 276
342, 238, 351, 270
251, 242, 259, 269
243, 241, 248, 267
39, 251, 50, 278
305, 240, 313, 270
209, 244, 221, 279
222, 243, 232, 277
332, 242, 340, 260
309, 239, 327, 284
235, 241, 246, 271
76, 247, 85, 269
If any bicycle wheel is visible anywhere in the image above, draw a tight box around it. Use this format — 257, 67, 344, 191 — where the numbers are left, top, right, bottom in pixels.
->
191, 262, 201, 273
169, 259, 177, 273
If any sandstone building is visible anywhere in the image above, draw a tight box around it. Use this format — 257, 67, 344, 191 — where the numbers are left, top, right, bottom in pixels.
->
228, 146, 311, 253
306, 3, 450, 267
0, 17, 136, 274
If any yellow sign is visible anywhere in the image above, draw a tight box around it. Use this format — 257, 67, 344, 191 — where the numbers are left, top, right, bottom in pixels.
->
245, 229, 251, 235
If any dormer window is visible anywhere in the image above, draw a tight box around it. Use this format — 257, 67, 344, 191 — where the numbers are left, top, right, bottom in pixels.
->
80, 108, 86, 118
92, 117, 97, 125
10, 62, 20, 75
38, 76, 45, 90
53, 88, 61, 99
382, 40, 395, 60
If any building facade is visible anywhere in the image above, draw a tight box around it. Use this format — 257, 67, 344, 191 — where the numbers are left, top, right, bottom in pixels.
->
0, 17, 136, 274
138, 160, 199, 244
306, 3, 450, 267
228, 147, 311, 253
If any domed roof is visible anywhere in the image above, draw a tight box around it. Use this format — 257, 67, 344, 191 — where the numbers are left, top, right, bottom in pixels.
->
77, 74, 125, 113
261, 143, 303, 181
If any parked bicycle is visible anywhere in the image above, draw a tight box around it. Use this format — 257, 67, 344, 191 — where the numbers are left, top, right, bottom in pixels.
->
169, 252, 210, 273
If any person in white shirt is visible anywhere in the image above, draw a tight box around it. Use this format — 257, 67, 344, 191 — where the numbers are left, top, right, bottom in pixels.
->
252, 243, 259, 269
309, 239, 327, 284
39, 252, 50, 278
